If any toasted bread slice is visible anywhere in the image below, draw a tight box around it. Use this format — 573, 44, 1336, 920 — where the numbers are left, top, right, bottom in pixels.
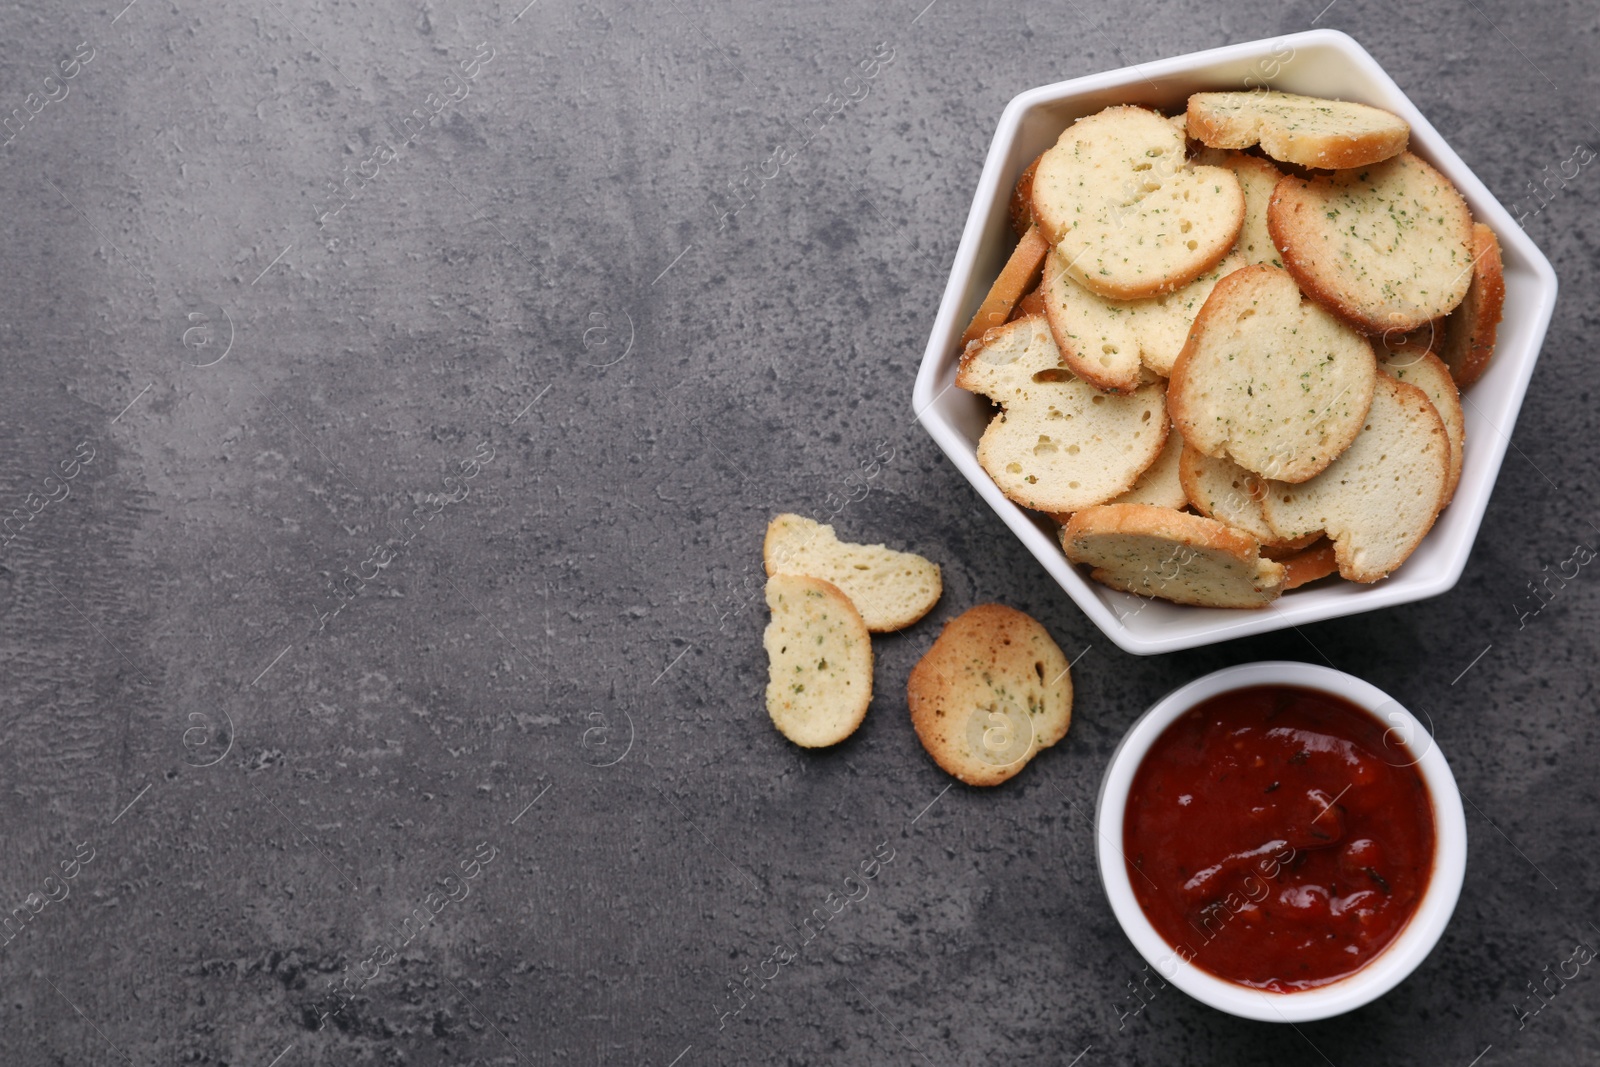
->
1269, 153, 1474, 333
1260, 374, 1450, 583
959, 224, 1050, 349
1167, 265, 1377, 483
1031, 105, 1244, 300
763, 574, 873, 748
906, 604, 1072, 787
1278, 539, 1340, 589
1187, 91, 1409, 170
1010, 152, 1045, 236
763, 514, 942, 632
1438, 223, 1505, 387
1178, 446, 1316, 550
956, 316, 1169, 513
1039, 247, 1247, 389
1061, 504, 1286, 608
1379, 348, 1465, 503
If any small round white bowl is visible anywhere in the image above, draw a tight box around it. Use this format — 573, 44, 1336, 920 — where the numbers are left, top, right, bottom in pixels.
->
1095, 661, 1468, 1022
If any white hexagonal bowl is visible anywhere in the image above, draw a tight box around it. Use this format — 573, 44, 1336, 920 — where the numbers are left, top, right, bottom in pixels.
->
912, 29, 1559, 655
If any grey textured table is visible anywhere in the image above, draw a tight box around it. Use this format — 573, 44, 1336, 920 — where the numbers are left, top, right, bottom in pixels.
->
1, 0, 1595, 1063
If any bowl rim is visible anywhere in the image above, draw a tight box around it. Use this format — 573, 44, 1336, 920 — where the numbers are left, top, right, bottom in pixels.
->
912, 28, 1560, 655
1093, 661, 1469, 1022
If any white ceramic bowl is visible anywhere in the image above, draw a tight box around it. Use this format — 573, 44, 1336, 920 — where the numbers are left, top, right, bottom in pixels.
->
912, 29, 1560, 655
1094, 661, 1468, 1022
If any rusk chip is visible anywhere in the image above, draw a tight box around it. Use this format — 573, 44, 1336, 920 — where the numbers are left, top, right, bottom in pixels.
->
1031, 105, 1245, 300
1061, 504, 1287, 609
1268, 152, 1474, 333
1187, 91, 1409, 170
1167, 265, 1377, 483
763, 575, 873, 748
907, 604, 1073, 787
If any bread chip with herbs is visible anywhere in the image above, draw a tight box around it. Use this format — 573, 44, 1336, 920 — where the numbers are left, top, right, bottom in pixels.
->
762, 574, 874, 748
1167, 265, 1377, 484
1277, 539, 1340, 590
960, 224, 1050, 349
1061, 504, 1287, 609
1030, 105, 1244, 300
1379, 347, 1465, 503
1009, 152, 1045, 236
1178, 446, 1317, 551
1192, 149, 1286, 269
1039, 248, 1248, 390
1268, 152, 1474, 333
906, 604, 1073, 787
1186, 91, 1410, 170
1437, 222, 1505, 387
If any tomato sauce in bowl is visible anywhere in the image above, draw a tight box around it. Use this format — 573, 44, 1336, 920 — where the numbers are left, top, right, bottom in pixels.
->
1122, 684, 1436, 992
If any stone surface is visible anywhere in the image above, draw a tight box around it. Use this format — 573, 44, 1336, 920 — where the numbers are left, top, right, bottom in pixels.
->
0, 0, 1596, 1063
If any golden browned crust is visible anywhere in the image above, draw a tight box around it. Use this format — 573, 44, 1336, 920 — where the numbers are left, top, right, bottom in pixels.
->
1278, 539, 1339, 589
906, 603, 1072, 787
1438, 222, 1505, 387
959, 224, 1049, 349
1009, 152, 1044, 237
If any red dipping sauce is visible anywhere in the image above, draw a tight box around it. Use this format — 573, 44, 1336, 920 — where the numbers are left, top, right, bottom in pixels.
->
1123, 685, 1435, 992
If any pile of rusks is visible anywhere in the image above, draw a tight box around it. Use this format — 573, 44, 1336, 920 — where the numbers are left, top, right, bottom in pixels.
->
958, 91, 1505, 609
